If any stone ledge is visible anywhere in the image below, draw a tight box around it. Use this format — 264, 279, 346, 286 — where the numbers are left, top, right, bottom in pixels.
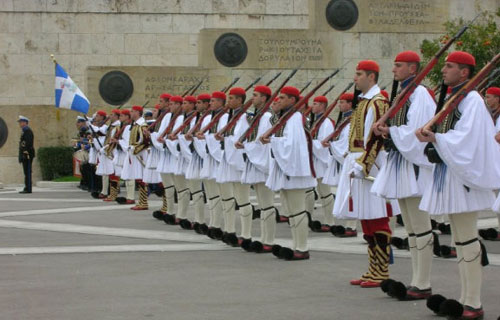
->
36, 181, 80, 188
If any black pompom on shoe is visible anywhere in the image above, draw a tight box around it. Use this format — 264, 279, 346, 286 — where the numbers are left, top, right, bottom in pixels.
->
439, 299, 463, 318
380, 279, 395, 294
426, 294, 447, 314
388, 281, 407, 300
152, 210, 164, 220
279, 247, 294, 260
241, 238, 253, 252
272, 244, 282, 258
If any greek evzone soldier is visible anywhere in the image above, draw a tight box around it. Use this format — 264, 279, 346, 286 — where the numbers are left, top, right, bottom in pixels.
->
213, 87, 251, 247
100, 109, 121, 202
371, 51, 437, 299
151, 94, 173, 219
160, 96, 185, 224
113, 109, 134, 204
416, 51, 500, 320
168, 96, 205, 230
269, 97, 290, 223
87, 111, 107, 197
482, 87, 500, 240
322, 93, 358, 237
141, 108, 163, 205
335, 60, 397, 287
183, 94, 212, 233
234, 85, 276, 252
121, 105, 149, 210
196, 92, 227, 239
261, 86, 317, 260
307, 95, 337, 232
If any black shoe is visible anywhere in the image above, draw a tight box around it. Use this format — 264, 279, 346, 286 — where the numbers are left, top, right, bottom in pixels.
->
19, 190, 31, 194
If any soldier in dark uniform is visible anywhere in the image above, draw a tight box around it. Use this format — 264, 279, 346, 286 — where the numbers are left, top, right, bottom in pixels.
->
18, 116, 34, 194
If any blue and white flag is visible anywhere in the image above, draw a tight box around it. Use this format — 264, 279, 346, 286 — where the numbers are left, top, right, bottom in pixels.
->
54, 63, 90, 114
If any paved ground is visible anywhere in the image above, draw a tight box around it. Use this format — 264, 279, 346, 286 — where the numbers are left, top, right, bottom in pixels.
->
0, 186, 499, 320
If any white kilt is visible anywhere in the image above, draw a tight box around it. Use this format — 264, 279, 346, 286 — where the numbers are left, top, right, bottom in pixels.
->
265, 159, 317, 191
371, 150, 432, 199
215, 153, 243, 184
112, 149, 126, 177
419, 163, 497, 215
492, 193, 500, 213
334, 152, 396, 220
96, 151, 114, 176
143, 149, 161, 183
322, 160, 342, 186
186, 151, 204, 180
200, 154, 219, 180
121, 149, 146, 180
156, 149, 175, 174
241, 160, 267, 185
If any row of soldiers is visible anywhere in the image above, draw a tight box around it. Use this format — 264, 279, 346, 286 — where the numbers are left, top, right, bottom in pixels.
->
82, 49, 500, 320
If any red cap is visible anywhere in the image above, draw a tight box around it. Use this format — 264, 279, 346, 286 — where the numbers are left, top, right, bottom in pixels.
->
96, 110, 107, 117
211, 91, 226, 100
339, 93, 354, 101
446, 51, 476, 66
486, 87, 500, 96
254, 85, 272, 96
170, 95, 183, 103
154, 104, 161, 110
184, 96, 197, 103
427, 88, 436, 100
229, 87, 246, 96
281, 86, 300, 97
121, 109, 131, 116
380, 90, 389, 99
395, 50, 421, 63
111, 109, 121, 115
132, 106, 143, 112
197, 93, 211, 101
160, 93, 171, 100
356, 60, 380, 73
313, 96, 328, 104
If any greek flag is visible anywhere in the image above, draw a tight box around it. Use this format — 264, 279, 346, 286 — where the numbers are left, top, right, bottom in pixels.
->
54, 63, 90, 114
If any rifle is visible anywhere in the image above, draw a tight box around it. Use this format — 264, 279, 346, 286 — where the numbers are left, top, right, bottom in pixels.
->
260, 68, 341, 140
147, 78, 205, 131
198, 75, 267, 135
478, 67, 500, 95
309, 82, 354, 138
222, 77, 241, 93
302, 81, 336, 118
184, 77, 241, 138
375, 14, 480, 127
237, 68, 302, 143
215, 72, 283, 137
423, 53, 500, 131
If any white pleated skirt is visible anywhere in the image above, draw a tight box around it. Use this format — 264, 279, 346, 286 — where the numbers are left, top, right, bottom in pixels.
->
186, 152, 204, 180
241, 160, 267, 185
419, 163, 496, 215
265, 159, 316, 192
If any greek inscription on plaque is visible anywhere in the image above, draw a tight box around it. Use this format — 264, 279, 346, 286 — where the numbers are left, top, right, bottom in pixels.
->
367, 1, 435, 27
143, 75, 210, 100
258, 38, 324, 65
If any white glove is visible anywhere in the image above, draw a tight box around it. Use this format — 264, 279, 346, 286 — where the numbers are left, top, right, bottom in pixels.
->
349, 162, 365, 179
